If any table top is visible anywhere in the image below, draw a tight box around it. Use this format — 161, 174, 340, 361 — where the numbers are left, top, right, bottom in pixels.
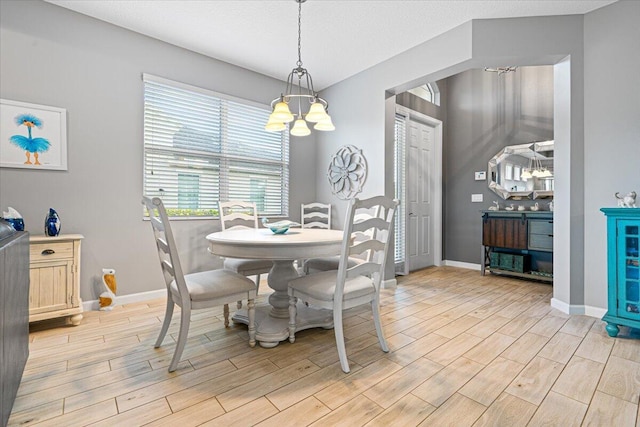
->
206, 228, 344, 260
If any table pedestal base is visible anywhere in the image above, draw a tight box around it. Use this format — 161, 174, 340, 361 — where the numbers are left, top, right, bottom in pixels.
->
233, 301, 333, 348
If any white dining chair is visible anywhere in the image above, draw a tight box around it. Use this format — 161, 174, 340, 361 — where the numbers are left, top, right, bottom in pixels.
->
302, 209, 379, 275
301, 202, 332, 229
218, 201, 273, 299
142, 196, 256, 372
288, 196, 399, 373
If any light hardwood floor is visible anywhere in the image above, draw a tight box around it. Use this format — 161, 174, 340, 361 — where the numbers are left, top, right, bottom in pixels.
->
9, 266, 640, 426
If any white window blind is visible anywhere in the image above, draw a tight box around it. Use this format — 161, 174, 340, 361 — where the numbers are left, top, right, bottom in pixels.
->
394, 113, 407, 273
143, 74, 289, 218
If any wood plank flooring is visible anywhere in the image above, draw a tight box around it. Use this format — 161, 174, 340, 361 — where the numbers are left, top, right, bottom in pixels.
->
9, 266, 639, 426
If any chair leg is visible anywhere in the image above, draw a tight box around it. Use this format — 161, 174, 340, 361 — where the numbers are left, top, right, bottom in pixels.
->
169, 305, 191, 372
372, 296, 389, 353
155, 295, 174, 348
288, 296, 297, 343
237, 275, 260, 310
224, 303, 230, 327
333, 309, 350, 373
248, 298, 256, 347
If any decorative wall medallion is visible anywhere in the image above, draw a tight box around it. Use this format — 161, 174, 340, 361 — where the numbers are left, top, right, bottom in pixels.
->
327, 145, 368, 200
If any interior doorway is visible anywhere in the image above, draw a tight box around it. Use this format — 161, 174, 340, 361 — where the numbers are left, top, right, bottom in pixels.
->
395, 106, 442, 274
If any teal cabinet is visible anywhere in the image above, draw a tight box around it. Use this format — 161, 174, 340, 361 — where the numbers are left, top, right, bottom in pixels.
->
601, 208, 640, 337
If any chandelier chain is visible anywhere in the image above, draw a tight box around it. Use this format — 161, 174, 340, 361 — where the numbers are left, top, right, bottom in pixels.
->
297, 0, 303, 67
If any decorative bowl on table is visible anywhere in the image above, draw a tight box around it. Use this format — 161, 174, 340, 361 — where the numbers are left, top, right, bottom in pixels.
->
261, 218, 301, 234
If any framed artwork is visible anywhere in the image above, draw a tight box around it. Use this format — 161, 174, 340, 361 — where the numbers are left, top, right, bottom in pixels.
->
504, 163, 513, 180
513, 165, 521, 181
0, 99, 67, 170
327, 145, 368, 200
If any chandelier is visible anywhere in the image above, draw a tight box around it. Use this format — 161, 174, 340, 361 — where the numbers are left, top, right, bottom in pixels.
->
521, 144, 552, 180
265, 0, 334, 136
484, 66, 517, 75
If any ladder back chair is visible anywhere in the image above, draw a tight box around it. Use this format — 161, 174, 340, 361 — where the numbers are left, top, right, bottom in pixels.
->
301, 202, 332, 229
288, 196, 399, 373
303, 209, 379, 275
142, 196, 256, 372
218, 201, 273, 297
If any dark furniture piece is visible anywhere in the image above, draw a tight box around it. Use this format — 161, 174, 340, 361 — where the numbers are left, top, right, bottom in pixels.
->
0, 221, 29, 427
481, 211, 553, 282
601, 208, 640, 337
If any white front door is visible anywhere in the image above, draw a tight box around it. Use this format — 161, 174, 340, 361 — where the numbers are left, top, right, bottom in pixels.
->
407, 120, 435, 270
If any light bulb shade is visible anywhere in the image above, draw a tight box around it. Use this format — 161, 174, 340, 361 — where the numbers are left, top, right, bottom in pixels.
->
305, 102, 329, 123
531, 169, 543, 178
314, 115, 335, 131
265, 116, 286, 132
290, 118, 311, 136
520, 170, 532, 180
271, 102, 294, 123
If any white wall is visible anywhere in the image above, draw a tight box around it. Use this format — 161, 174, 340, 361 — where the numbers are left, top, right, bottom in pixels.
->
583, 0, 640, 314
0, 0, 317, 300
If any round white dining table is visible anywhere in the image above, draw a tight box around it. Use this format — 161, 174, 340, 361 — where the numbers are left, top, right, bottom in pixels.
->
206, 227, 344, 347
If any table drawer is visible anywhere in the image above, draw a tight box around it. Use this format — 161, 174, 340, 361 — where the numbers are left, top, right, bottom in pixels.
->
30, 241, 74, 262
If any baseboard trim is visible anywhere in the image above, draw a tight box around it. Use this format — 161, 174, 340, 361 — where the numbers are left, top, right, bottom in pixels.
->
382, 278, 397, 289
550, 298, 576, 314
83, 289, 166, 311
550, 298, 606, 319
584, 305, 607, 319
443, 260, 481, 271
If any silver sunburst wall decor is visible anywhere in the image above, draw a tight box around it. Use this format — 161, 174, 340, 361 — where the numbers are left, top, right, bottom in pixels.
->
327, 145, 368, 200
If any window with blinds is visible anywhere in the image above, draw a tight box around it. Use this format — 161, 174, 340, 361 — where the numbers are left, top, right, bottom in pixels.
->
143, 74, 290, 218
394, 113, 407, 273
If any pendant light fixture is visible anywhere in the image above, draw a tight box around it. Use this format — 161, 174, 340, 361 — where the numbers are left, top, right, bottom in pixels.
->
521, 143, 553, 180
265, 0, 334, 136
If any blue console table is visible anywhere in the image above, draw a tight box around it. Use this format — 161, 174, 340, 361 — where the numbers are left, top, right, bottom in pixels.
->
601, 208, 640, 337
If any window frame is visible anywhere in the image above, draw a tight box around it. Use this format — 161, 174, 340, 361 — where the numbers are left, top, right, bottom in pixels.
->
142, 74, 290, 219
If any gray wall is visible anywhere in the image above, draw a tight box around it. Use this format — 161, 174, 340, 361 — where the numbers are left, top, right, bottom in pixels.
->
316, 1, 639, 312
443, 66, 553, 263
0, 0, 317, 301
317, 14, 585, 308
2, 0, 637, 314
583, 0, 640, 312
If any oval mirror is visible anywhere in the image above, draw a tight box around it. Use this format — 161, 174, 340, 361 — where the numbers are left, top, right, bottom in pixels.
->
488, 140, 554, 200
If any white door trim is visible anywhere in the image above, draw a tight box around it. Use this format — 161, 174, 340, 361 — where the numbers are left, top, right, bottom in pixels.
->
396, 105, 443, 268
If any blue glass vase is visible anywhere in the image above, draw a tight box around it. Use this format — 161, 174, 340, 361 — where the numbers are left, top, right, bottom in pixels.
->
44, 208, 61, 236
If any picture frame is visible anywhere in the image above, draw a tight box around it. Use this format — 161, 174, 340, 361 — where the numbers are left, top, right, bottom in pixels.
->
0, 99, 67, 170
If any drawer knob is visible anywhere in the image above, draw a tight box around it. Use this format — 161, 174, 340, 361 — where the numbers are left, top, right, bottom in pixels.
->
41, 249, 56, 255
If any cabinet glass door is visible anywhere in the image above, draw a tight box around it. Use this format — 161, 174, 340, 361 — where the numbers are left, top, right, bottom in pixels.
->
618, 221, 640, 317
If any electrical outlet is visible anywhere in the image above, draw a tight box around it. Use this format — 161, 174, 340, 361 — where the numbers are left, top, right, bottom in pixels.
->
471, 194, 483, 203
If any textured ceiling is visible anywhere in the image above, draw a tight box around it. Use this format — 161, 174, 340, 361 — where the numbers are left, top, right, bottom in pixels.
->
46, 0, 615, 90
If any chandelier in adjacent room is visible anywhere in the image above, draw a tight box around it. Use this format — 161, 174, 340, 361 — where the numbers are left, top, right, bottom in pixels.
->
265, 0, 334, 136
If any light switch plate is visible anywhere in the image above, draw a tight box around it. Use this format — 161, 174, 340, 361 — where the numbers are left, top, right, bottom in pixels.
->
475, 171, 486, 181
472, 194, 483, 203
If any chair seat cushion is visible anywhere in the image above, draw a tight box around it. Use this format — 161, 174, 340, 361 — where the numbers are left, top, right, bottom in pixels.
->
223, 257, 272, 274
303, 256, 363, 272
171, 269, 256, 302
288, 270, 375, 302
